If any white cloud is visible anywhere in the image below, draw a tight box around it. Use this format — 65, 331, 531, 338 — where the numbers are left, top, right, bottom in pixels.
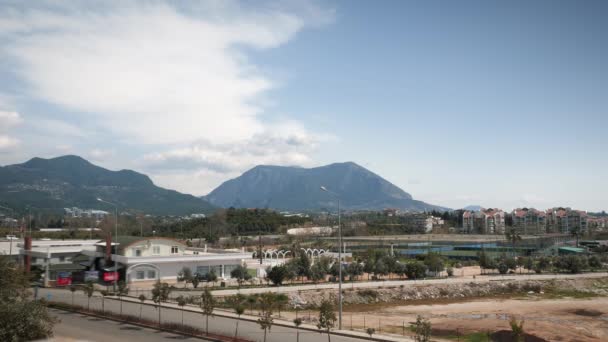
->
0, 111, 22, 127
90, 148, 115, 161
143, 121, 322, 173
0, 135, 19, 149
0, 110, 22, 151
0, 1, 333, 191
0, 1, 329, 144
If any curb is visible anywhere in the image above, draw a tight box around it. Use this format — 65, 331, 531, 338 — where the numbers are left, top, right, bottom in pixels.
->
48, 303, 247, 342
106, 296, 411, 342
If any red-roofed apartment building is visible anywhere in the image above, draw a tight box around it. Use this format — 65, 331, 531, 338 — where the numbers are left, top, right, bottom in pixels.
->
462, 208, 506, 234
546, 208, 588, 234
511, 208, 546, 235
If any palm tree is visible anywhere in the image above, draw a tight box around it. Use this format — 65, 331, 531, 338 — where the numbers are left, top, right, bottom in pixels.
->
234, 304, 245, 339
570, 227, 581, 247
138, 294, 146, 320
505, 228, 522, 257
176, 296, 187, 328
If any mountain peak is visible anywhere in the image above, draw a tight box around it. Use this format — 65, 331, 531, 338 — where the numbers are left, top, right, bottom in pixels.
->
0, 155, 215, 215
205, 162, 445, 211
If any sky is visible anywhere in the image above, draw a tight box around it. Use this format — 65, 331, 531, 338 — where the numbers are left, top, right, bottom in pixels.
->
0, 0, 606, 212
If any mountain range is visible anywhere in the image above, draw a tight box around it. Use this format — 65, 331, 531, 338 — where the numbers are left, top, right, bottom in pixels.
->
204, 162, 446, 211
0, 156, 446, 215
0, 155, 215, 215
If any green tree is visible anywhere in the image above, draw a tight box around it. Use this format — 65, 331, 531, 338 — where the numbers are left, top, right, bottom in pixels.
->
69, 285, 77, 307
347, 262, 364, 281
509, 316, 525, 342
266, 265, 288, 286
231, 264, 252, 288
257, 292, 275, 342
497, 262, 509, 275
424, 253, 445, 275
100, 290, 108, 315
0, 257, 56, 341
191, 275, 200, 288
176, 295, 187, 327
588, 255, 602, 270
205, 270, 218, 287
534, 256, 551, 274
177, 266, 193, 288
247, 295, 257, 315
317, 299, 337, 342
138, 294, 146, 320
405, 261, 427, 279
413, 315, 431, 342
293, 317, 303, 342
151, 281, 171, 327
366, 327, 375, 338
201, 288, 215, 335
275, 293, 289, 317
82, 281, 95, 310
555, 255, 587, 274
117, 280, 128, 315
233, 304, 245, 339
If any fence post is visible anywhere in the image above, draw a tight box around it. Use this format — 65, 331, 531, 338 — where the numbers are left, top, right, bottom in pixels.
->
363, 315, 366, 329
378, 318, 381, 333
403, 321, 405, 335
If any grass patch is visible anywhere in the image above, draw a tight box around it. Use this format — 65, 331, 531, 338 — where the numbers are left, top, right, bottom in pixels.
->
541, 288, 598, 299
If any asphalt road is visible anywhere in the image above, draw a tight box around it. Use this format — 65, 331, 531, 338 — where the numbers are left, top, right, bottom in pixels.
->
50, 308, 205, 342
40, 288, 393, 342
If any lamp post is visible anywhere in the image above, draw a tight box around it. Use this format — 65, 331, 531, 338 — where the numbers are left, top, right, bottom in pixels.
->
0, 204, 15, 256
97, 197, 118, 292
320, 186, 343, 330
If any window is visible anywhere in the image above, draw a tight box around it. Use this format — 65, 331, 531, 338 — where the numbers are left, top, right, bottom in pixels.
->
171, 246, 179, 254
152, 246, 160, 255
31, 257, 37, 263
147, 270, 156, 279
133, 248, 141, 257
196, 266, 209, 276
59, 256, 65, 262
136, 271, 145, 280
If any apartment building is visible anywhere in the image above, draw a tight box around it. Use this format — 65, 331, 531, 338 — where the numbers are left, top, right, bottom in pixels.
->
512, 208, 546, 235
546, 208, 588, 234
462, 208, 505, 234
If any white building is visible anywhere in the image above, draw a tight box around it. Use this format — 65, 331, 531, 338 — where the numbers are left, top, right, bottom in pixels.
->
89, 237, 251, 286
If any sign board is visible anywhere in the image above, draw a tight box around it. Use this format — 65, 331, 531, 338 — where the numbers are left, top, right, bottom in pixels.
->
103, 271, 119, 282
84, 271, 99, 282
56, 272, 72, 286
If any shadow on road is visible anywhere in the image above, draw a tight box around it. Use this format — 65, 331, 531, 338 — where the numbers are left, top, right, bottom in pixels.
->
120, 326, 143, 331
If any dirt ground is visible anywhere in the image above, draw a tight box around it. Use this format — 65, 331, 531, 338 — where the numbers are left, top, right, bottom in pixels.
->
284, 296, 608, 341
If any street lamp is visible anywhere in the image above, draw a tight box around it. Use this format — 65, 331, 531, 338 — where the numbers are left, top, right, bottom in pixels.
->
320, 186, 343, 330
97, 197, 118, 292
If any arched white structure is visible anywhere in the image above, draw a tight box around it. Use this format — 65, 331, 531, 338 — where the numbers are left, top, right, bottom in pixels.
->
126, 263, 161, 283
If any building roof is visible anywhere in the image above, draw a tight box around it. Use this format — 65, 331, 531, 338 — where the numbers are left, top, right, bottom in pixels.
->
558, 246, 586, 254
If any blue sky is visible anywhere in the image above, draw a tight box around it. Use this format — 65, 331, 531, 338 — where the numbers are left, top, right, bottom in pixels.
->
0, 0, 606, 211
